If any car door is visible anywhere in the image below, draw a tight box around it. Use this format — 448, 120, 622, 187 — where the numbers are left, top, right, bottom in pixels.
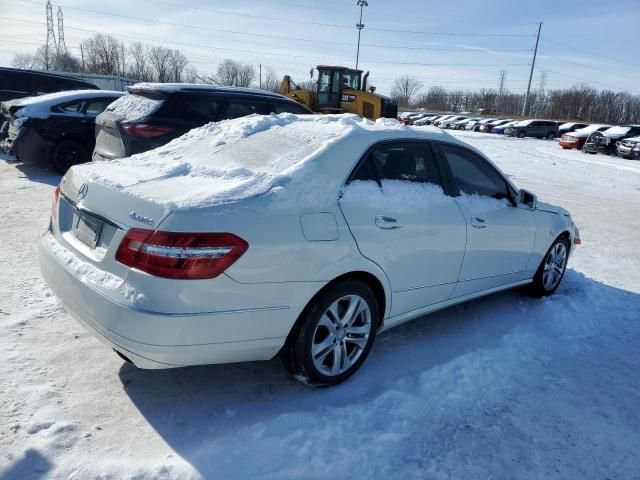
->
339, 140, 467, 318
437, 143, 535, 297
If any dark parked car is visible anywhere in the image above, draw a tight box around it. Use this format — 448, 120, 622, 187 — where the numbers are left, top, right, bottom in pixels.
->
583, 125, 640, 155
0, 67, 98, 103
93, 84, 314, 161
505, 120, 559, 139
3, 90, 122, 172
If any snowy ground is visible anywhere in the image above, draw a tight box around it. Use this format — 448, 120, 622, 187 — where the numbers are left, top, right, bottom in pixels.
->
1, 131, 639, 479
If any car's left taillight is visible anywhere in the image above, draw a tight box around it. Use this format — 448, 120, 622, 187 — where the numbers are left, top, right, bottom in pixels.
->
115, 229, 249, 280
51, 183, 61, 220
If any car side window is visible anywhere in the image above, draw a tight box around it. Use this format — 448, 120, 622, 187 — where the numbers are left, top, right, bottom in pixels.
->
441, 144, 510, 200
59, 101, 84, 113
350, 141, 442, 186
85, 99, 113, 116
272, 102, 310, 114
225, 101, 271, 119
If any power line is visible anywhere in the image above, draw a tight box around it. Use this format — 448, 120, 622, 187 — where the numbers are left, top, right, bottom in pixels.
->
545, 39, 640, 69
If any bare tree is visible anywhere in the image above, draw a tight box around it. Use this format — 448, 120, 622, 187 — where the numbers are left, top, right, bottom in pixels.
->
147, 46, 173, 82
390, 75, 423, 108
80, 34, 124, 75
168, 49, 189, 82
215, 59, 256, 87
11, 53, 38, 69
262, 67, 280, 93
127, 42, 149, 81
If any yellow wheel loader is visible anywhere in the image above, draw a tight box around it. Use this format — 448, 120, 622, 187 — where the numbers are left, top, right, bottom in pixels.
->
280, 65, 398, 120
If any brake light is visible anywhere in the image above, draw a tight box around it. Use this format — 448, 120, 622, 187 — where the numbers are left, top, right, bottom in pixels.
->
121, 124, 173, 138
51, 183, 61, 220
116, 229, 248, 279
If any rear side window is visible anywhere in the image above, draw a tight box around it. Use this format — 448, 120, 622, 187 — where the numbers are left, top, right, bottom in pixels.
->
224, 100, 271, 119
59, 101, 84, 113
85, 99, 115, 116
351, 141, 442, 186
273, 101, 310, 115
441, 144, 510, 199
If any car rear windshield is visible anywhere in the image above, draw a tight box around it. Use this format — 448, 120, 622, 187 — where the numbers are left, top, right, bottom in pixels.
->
105, 92, 165, 121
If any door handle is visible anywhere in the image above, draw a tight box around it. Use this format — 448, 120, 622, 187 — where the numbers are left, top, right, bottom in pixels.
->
375, 215, 402, 230
470, 217, 487, 228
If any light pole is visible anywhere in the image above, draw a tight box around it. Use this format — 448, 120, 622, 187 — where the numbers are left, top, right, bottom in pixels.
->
355, 0, 368, 70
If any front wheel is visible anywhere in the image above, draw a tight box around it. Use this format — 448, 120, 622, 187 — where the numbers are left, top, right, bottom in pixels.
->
281, 280, 378, 386
50, 140, 90, 174
527, 236, 569, 297
517, 130, 526, 138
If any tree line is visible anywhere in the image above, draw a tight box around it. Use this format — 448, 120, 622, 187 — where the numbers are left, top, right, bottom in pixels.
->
11, 34, 282, 92
391, 75, 640, 125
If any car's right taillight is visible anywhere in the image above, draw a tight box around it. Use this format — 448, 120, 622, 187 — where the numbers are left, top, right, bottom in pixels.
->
121, 123, 174, 138
51, 183, 61, 220
116, 229, 249, 280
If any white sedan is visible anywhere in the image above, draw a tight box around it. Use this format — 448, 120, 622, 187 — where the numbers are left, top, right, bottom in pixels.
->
39, 114, 580, 386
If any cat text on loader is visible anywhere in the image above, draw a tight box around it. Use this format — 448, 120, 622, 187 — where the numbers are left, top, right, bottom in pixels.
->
280, 65, 398, 120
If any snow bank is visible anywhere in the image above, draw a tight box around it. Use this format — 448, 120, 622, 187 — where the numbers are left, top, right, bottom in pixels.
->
77, 113, 433, 211
104, 93, 164, 121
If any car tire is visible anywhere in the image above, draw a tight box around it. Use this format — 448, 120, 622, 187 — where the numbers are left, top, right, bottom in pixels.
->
281, 280, 379, 386
526, 235, 570, 298
50, 140, 90, 174
517, 131, 526, 138
546, 132, 556, 140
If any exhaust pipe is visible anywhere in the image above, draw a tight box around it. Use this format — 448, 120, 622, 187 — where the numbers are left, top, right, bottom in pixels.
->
362, 71, 369, 91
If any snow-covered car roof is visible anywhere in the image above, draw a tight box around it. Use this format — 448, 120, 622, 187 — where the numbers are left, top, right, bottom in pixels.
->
6, 90, 122, 118
602, 126, 632, 136
127, 82, 285, 98
623, 136, 640, 142
5, 90, 121, 109
572, 124, 611, 136
73, 114, 469, 211
513, 119, 534, 127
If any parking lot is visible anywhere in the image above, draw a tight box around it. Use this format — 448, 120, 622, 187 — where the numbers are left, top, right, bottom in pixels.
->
1, 130, 639, 479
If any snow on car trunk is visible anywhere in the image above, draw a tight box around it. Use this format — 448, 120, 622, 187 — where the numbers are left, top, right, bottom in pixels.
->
69, 113, 405, 223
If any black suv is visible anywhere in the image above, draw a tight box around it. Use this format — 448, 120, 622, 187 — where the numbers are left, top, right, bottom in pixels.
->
4, 90, 122, 172
93, 84, 313, 161
0, 67, 98, 102
505, 120, 560, 139
583, 125, 640, 155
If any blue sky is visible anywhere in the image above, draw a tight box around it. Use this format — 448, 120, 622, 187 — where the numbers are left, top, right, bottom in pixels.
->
2, 0, 639, 95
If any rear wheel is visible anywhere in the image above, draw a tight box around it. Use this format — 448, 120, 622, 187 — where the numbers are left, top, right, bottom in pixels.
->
50, 140, 90, 174
546, 132, 556, 139
281, 280, 378, 386
517, 130, 526, 138
527, 236, 569, 297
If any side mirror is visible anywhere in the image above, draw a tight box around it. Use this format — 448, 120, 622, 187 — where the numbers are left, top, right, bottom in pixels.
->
518, 189, 538, 210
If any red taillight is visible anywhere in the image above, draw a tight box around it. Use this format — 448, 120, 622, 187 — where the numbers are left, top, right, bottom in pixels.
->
115, 229, 249, 280
121, 124, 173, 138
51, 183, 61, 220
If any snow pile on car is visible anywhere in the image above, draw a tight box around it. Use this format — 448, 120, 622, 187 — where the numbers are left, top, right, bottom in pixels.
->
104, 93, 164, 121
77, 113, 443, 210
6, 90, 122, 118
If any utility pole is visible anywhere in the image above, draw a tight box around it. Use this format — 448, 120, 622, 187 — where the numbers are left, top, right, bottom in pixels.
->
522, 22, 542, 116
496, 70, 507, 115
355, 0, 368, 70
45, 0, 57, 71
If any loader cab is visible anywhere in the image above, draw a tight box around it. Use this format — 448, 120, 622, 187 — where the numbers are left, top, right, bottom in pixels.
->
315, 66, 363, 111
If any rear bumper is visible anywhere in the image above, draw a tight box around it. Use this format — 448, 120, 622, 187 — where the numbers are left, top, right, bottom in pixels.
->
39, 231, 317, 369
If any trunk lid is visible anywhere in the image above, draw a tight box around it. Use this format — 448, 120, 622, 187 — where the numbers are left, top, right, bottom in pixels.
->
61, 166, 171, 230
93, 111, 127, 160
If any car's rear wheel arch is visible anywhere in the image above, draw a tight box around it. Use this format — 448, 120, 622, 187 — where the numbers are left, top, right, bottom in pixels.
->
298, 271, 387, 332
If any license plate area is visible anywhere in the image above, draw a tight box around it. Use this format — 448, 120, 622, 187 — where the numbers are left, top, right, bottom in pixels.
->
74, 211, 103, 249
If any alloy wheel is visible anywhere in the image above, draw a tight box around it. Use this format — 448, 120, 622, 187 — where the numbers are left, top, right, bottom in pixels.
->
542, 242, 567, 290
311, 294, 372, 376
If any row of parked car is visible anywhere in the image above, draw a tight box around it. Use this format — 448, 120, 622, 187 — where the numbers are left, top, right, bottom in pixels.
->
1, 72, 312, 172
398, 111, 640, 160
